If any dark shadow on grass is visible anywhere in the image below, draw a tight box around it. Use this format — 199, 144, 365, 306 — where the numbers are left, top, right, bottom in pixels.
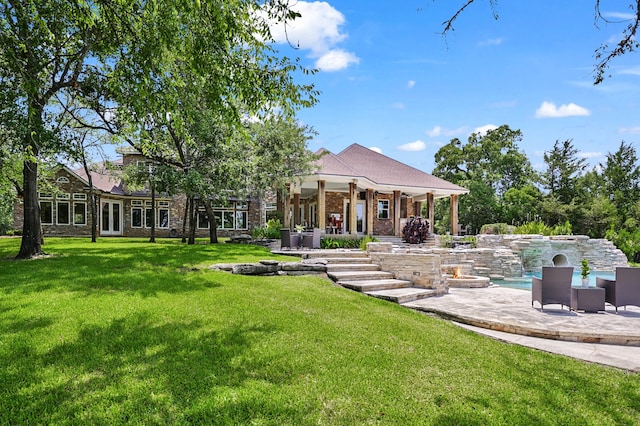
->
0, 312, 302, 424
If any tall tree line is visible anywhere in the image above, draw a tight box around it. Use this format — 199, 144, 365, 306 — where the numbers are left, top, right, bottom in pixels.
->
432, 126, 640, 260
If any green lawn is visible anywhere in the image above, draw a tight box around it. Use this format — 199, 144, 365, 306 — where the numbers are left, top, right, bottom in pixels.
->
1, 238, 638, 425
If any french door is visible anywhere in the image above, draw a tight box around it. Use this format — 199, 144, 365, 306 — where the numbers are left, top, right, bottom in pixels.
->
101, 200, 123, 236
344, 200, 366, 234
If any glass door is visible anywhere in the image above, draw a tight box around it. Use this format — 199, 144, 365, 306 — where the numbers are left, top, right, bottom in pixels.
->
344, 200, 366, 234
101, 200, 123, 236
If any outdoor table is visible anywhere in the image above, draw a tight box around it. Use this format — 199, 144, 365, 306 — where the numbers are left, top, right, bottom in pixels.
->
570, 286, 605, 312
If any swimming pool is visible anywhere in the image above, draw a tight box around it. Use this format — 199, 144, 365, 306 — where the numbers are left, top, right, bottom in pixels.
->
493, 271, 615, 290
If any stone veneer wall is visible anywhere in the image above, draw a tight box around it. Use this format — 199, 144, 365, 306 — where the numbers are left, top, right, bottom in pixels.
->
367, 243, 448, 294
475, 234, 628, 272
385, 245, 523, 279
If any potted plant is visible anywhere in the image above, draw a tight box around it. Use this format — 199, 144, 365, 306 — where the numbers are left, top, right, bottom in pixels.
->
581, 258, 591, 287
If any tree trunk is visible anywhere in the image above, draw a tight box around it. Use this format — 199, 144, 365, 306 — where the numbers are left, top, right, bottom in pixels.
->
82, 153, 98, 243
16, 159, 44, 259
204, 199, 218, 244
188, 197, 196, 245
90, 193, 98, 243
149, 179, 156, 243
181, 196, 190, 243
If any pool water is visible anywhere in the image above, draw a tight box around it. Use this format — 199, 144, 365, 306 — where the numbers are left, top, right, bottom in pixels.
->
493, 271, 615, 290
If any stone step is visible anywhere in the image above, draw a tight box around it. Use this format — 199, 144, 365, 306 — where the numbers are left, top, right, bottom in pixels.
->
338, 278, 412, 292
304, 250, 369, 259
365, 287, 440, 304
327, 270, 395, 282
318, 257, 373, 264
326, 263, 379, 272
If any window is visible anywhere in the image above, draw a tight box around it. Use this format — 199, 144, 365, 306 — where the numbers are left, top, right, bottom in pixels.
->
131, 200, 143, 228
57, 201, 70, 225
41, 201, 53, 224
197, 201, 248, 230
197, 210, 209, 229
145, 207, 153, 228
158, 208, 169, 228
158, 201, 170, 228
56, 176, 70, 183
58, 193, 70, 200
132, 200, 170, 228
235, 211, 248, 229
73, 193, 87, 200
132, 207, 143, 227
378, 200, 390, 219
73, 202, 86, 225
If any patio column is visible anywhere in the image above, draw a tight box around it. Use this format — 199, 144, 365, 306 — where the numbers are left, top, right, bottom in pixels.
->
293, 192, 301, 227
317, 180, 326, 231
426, 192, 434, 233
349, 181, 357, 235
450, 194, 459, 236
394, 190, 401, 236
366, 188, 374, 236
283, 185, 291, 229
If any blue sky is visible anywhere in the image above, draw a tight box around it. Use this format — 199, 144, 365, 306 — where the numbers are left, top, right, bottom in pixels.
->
269, 1, 640, 173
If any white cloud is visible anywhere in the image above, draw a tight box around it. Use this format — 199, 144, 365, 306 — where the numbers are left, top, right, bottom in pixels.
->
407, 80, 416, 88
619, 126, 640, 134
398, 140, 426, 152
479, 37, 503, 46
426, 125, 465, 137
369, 146, 383, 154
268, 1, 358, 72
473, 124, 498, 135
618, 66, 640, 76
391, 102, 406, 110
535, 101, 590, 118
315, 49, 359, 71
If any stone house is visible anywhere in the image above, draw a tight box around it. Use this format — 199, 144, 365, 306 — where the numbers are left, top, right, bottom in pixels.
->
280, 144, 469, 237
13, 148, 265, 238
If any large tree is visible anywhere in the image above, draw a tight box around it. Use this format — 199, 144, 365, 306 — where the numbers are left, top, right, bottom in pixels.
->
1, 0, 316, 258
433, 125, 536, 232
542, 139, 587, 204
601, 141, 640, 224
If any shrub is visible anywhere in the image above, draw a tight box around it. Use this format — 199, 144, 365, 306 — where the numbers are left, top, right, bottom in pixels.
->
514, 220, 573, 236
251, 219, 283, 239
359, 235, 379, 251
514, 221, 552, 235
480, 223, 513, 234
320, 235, 374, 249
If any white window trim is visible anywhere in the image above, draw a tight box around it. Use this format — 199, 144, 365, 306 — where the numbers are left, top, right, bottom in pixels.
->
56, 200, 71, 225
73, 202, 87, 226
40, 201, 54, 225
378, 200, 390, 220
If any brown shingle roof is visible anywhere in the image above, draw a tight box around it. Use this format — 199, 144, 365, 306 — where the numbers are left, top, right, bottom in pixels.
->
316, 143, 467, 193
73, 161, 126, 195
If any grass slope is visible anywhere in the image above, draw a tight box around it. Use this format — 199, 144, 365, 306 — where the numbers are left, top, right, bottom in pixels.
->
0, 238, 638, 425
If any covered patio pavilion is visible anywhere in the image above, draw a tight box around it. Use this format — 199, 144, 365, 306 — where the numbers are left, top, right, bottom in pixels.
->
278, 144, 469, 237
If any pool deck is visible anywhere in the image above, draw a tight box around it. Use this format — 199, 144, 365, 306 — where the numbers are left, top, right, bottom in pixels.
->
404, 286, 640, 371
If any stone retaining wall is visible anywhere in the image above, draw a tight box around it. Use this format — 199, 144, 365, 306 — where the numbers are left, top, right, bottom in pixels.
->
367, 243, 447, 293
476, 234, 628, 272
